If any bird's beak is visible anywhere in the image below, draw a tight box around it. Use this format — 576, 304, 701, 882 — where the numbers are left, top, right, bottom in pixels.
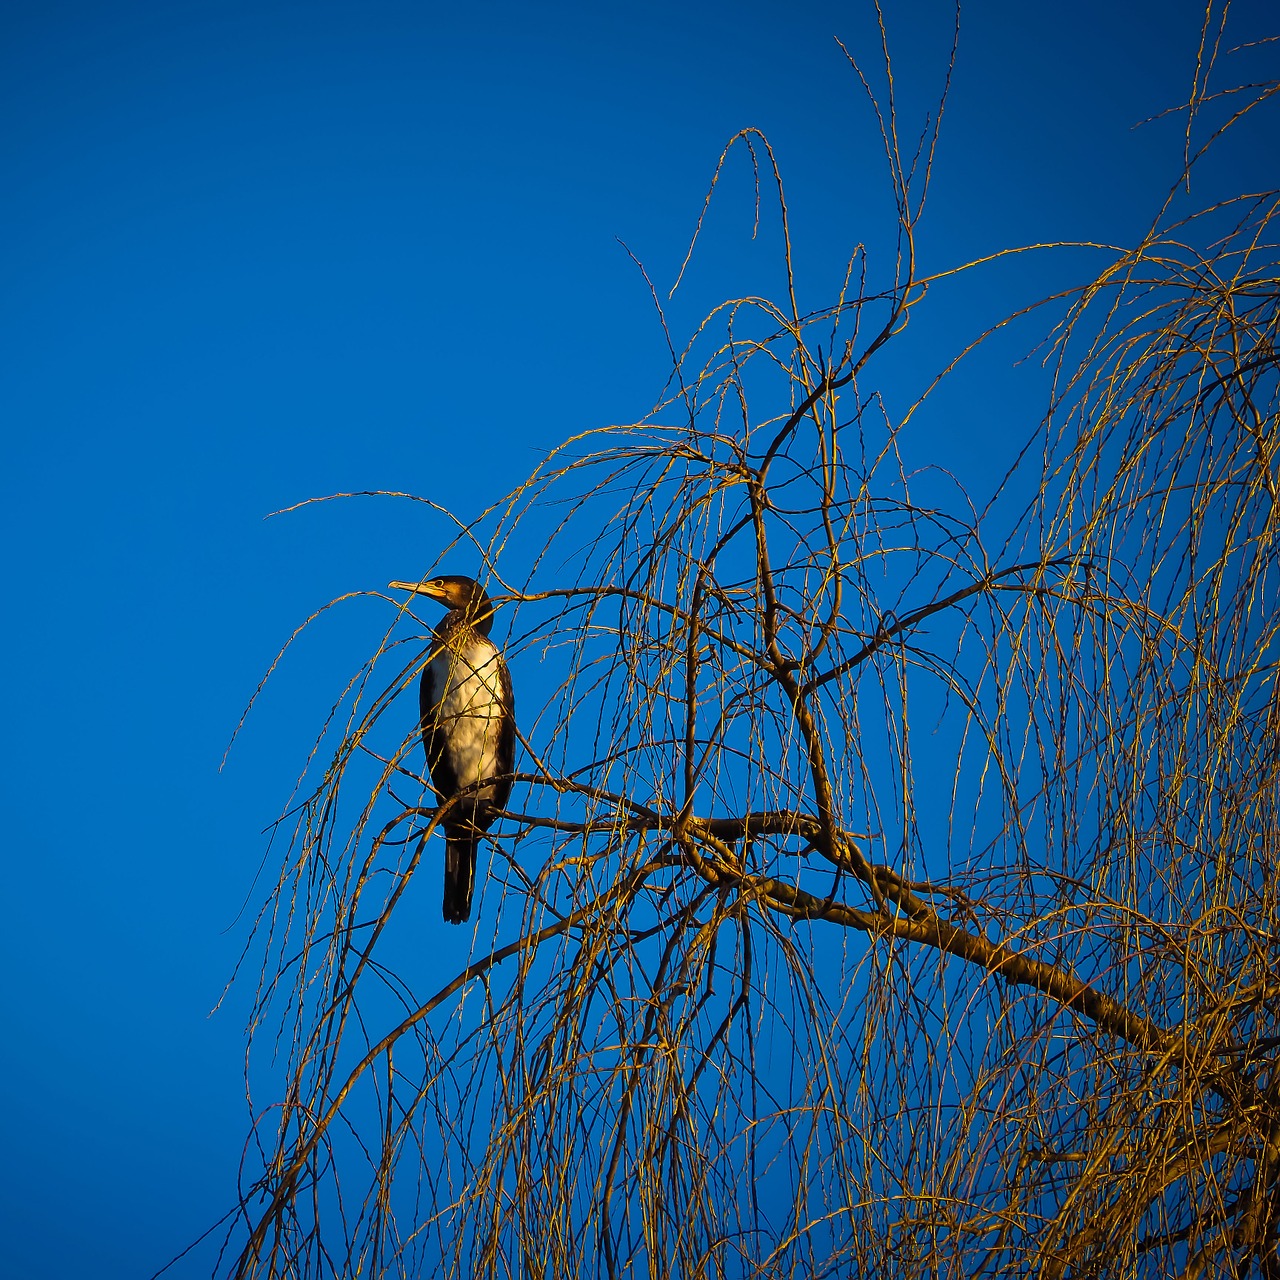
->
389, 580, 446, 599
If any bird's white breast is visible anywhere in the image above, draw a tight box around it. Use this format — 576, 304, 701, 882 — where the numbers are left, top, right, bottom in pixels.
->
428, 635, 507, 800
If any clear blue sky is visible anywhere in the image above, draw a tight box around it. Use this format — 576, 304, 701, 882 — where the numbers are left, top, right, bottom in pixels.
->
1, 1, 1274, 1275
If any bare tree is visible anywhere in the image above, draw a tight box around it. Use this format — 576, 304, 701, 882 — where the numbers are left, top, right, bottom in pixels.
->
216, 8, 1280, 1277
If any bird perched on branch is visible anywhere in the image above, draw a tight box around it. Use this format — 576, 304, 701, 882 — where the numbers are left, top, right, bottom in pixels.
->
388, 574, 515, 924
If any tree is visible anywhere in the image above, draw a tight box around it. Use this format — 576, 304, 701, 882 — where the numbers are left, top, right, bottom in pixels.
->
218, 8, 1280, 1276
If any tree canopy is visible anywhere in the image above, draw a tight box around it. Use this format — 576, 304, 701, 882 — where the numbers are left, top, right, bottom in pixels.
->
218, 9, 1280, 1277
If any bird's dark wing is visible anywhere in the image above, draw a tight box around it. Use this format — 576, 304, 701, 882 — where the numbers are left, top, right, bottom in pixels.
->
419, 650, 459, 805
490, 655, 516, 816
422, 647, 471, 923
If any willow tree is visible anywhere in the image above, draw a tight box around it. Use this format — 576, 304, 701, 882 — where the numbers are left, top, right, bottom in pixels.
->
218, 9, 1280, 1277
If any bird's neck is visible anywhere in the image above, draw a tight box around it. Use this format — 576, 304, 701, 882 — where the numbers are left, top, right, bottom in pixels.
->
440, 605, 493, 639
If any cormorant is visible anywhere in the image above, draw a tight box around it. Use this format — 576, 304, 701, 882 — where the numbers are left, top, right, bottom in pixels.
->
388, 574, 515, 924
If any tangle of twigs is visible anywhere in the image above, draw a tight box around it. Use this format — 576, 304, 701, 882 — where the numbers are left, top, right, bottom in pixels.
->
212, 8, 1280, 1277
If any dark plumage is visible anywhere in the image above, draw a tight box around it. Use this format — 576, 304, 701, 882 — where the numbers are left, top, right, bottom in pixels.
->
389, 574, 516, 923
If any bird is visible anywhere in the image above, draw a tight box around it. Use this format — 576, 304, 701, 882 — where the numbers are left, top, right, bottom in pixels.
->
388, 574, 516, 924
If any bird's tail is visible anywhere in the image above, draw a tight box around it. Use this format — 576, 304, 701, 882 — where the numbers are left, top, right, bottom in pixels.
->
442, 830, 477, 924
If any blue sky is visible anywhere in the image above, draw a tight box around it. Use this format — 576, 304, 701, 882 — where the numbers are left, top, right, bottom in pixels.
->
2, 1, 1275, 1275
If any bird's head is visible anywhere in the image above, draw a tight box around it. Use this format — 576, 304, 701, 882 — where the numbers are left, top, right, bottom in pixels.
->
389, 574, 496, 630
